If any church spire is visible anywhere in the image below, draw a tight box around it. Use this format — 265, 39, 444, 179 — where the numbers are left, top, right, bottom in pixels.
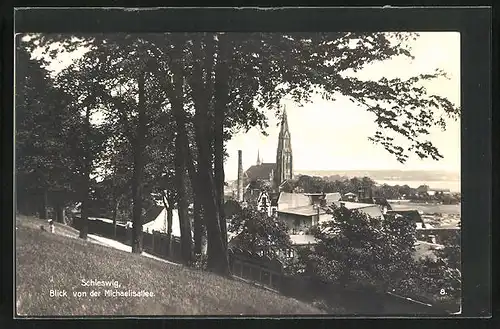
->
279, 105, 289, 137
257, 149, 262, 165
274, 104, 293, 189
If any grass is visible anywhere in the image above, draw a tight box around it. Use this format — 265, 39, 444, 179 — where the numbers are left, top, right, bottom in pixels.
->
15, 215, 324, 316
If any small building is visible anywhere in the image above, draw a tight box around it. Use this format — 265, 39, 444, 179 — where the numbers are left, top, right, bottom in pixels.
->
277, 192, 324, 234
278, 205, 330, 234
343, 192, 358, 202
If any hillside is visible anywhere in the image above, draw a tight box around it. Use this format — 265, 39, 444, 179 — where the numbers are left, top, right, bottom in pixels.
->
15, 216, 323, 316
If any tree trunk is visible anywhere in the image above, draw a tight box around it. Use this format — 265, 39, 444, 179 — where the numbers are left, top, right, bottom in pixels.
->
174, 129, 192, 264
187, 35, 229, 276
79, 104, 92, 240
166, 204, 173, 256
161, 190, 174, 257
213, 33, 232, 251
55, 203, 64, 224
169, 41, 193, 264
193, 200, 203, 255
112, 197, 120, 239
131, 70, 147, 254
78, 173, 91, 239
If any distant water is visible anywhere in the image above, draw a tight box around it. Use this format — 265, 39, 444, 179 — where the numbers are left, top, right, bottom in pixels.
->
376, 180, 461, 192
389, 202, 461, 215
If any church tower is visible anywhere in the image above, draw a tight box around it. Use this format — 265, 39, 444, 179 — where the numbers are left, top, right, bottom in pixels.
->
275, 107, 293, 188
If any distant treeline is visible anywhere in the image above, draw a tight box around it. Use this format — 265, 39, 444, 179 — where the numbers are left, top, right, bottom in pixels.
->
284, 175, 461, 204
296, 170, 460, 182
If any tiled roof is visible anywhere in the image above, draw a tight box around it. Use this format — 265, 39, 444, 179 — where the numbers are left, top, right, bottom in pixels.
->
244, 163, 276, 181
278, 192, 311, 210
143, 205, 164, 224
332, 201, 384, 219
325, 192, 341, 203
269, 192, 280, 205
278, 205, 326, 217
357, 205, 384, 219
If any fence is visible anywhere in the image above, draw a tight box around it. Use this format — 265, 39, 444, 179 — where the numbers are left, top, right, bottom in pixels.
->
71, 216, 182, 262
142, 231, 182, 263
228, 248, 284, 291
228, 247, 456, 315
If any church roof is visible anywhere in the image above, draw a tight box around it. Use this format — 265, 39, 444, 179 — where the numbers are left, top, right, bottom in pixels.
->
245, 163, 276, 181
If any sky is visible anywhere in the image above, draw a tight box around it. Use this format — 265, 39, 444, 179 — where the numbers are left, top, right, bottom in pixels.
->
25, 32, 461, 182
224, 32, 461, 180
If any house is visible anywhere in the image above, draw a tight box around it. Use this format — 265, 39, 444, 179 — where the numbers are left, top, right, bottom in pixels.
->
278, 205, 330, 234
142, 205, 182, 236
276, 192, 347, 234
256, 190, 280, 217
278, 192, 311, 211
276, 192, 322, 234
343, 192, 358, 202
278, 201, 385, 260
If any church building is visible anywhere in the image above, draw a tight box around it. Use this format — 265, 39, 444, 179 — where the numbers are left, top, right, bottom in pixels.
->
243, 108, 294, 194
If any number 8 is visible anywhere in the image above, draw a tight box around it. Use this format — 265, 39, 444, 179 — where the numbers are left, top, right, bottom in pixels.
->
440, 288, 446, 295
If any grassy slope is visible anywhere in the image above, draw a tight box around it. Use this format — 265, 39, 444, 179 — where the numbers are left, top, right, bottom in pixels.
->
16, 216, 323, 316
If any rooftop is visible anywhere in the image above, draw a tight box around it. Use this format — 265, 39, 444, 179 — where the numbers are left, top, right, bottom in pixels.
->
245, 163, 276, 181
325, 192, 342, 203
278, 205, 327, 217
333, 201, 384, 218
277, 192, 311, 210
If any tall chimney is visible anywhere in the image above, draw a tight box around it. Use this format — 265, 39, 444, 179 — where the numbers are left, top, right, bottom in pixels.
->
237, 150, 244, 202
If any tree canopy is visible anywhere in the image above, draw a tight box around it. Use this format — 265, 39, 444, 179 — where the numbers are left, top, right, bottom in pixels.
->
17, 32, 460, 275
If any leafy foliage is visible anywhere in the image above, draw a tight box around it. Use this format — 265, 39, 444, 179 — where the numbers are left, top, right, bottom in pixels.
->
295, 204, 416, 292
409, 229, 461, 301
15, 43, 81, 213
228, 205, 291, 260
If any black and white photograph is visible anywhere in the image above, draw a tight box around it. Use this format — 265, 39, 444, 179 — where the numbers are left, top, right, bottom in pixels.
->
14, 9, 468, 317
